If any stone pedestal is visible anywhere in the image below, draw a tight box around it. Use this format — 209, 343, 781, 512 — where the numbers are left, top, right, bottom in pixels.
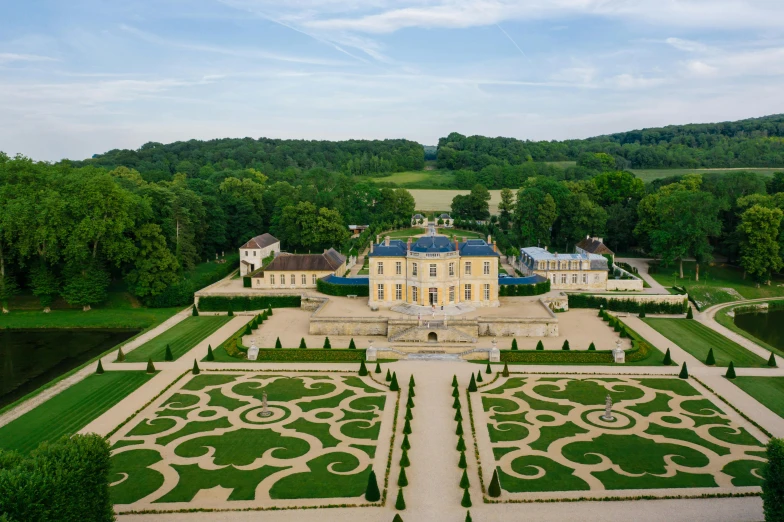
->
366, 345, 377, 362
612, 347, 625, 364
489, 338, 500, 362
248, 344, 259, 361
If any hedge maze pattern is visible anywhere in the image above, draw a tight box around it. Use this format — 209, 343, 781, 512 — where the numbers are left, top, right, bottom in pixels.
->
480, 376, 766, 494
109, 372, 389, 507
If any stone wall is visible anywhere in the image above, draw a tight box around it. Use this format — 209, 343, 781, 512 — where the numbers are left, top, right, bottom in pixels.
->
606, 278, 644, 291
308, 316, 389, 336
387, 320, 478, 339
594, 293, 687, 306
476, 318, 559, 337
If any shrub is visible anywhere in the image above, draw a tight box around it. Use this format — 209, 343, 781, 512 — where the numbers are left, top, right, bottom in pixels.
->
726, 361, 737, 379
769, 353, 778, 368
686, 306, 694, 319
390, 372, 400, 391
588, 342, 596, 351
364, 470, 380, 501
485, 362, 491, 374
639, 309, 646, 318
398, 467, 409, 487
679, 362, 689, 379
562, 340, 570, 351
466, 511, 473, 522
502, 350, 614, 364
299, 338, 307, 349
116, 347, 125, 362
323, 337, 331, 349
95, 360, 104, 374
275, 337, 282, 349
400, 448, 410, 467
502, 363, 509, 377
228, 308, 234, 317
453, 397, 461, 409
452, 387, 460, 398
192, 359, 200, 375
244, 324, 252, 336
409, 386, 416, 398
763, 438, 784, 522
452, 375, 459, 387
476, 371, 483, 383
402, 434, 410, 450
460, 469, 470, 489
456, 422, 464, 436
535, 340, 544, 351
454, 409, 463, 422
394, 515, 404, 522
663, 348, 672, 365
192, 305, 199, 316
359, 360, 368, 376
198, 295, 300, 311
409, 375, 416, 387
206, 344, 215, 361
164, 344, 173, 361
386, 369, 392, 382
468, 374, 477, 392
407, 396, 415, 409
146, 358, 155, 373
511, 339, 518, 351
456, 436, 467, 452
405, 407, 413, 421
243, 276, 252, 288
375, 363, 382, 374
349, 338, 356, 349
488, 469, 502, 497
458, 451, 467, 469
267, 306, 273, 315
568, 294, 687, 314
251, 318, 258, 330
461, 488, 472, 508
316, 277, 370, 297
706, 348, 716, 366
395, 488, 406, 510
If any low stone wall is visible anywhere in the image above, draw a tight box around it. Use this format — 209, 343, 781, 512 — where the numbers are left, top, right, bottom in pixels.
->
476, 317, 558, 337
597, 293, 687, 306
309, 316, 389, 336
387, 320, 478, 339
607, 278, 644, 291
301, 296, 328, 312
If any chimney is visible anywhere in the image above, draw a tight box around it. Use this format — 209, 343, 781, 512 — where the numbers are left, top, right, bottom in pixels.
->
370, 243, 374, 254
586, 234, 590, 239
454, 238, 459, 251
544, 246, 548, 252
407, 237, 412, 251
493, 243, 498, 253
385, 236, 390, 246
597, 238, 603, 243
487, 235, 492, 244
376, 235, 380, 244
462, 236, 467, 243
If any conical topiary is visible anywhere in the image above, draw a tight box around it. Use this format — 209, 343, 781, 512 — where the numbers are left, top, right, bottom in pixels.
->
403, 419, 412, 434
267, 306, 273, 316
116, 347, 125, 362
407, 396, 415, 409
452, 387, 460, 398
395, 488, 406, 510
465, 510, 472, 522
390, 372, 400, 391
679, 362, 689, 379
706, 348, 716, 366
394, 515, 404, 522
299, 338, 307, 349
408, 386, 415, 398
726, 361, 737, 379
468, 374, 477, 392
164, 344, 173, 361
375, 363, 382, 374
455, 409, 463, 422
323, 337, 331, 349
146, 358, 155, 373
511, 338, 518, 351
686, 306, 693, 319
485, 362, 491, 374
401, 433, 410, 450
452, 375, 459, 387
228, 308, 234, 317
453, 397, 461, 409
192, 359, 200, 375
192, 305, 199, 316
348, 338, 356, 349
386, 369, 392, 382
359, 360, 368, 376
663, 348, 672, 365
457, 436, 466, 452
409, 375, 416, 387
562, 340, 570, 351
405, 407, 413, 421
502, 363, 509, 377
400, 448, 410, 467
769, 352, 778, 368
461, 488, 472, 508
458, 451, 467, 468
536, 340, 544, 351
398, 467, 408, 487
488, 468, 502, 497
456, 422, 464, 436
588, 342, 596, 351
206, 344, 215, 361
96, 360, 104, 374
476, 371, 483, 383
251, 318, 258, 330
364, 470, 380, 501
639, 309, 646, 318
275, 337, 282, 349
460, 469, 470, 489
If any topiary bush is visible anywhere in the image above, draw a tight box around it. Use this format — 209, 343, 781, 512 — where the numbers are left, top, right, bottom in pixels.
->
275, 337, 282, 349
502, 363, 509, 377
386, 369, 392, 382
476, 371, 483, 383
192, 305, 199, 316
588, 342, 596, 351
192, 359, 200, 375
663, 348, 672, 365
485, 362, 491, 374
488, 468, 502, 497
562, 340, 570, 351
468, 374, 477, 392
511, 338, 518, 351
323, 337, 331, 349
726, 361, 737, 379
398, 467, 408, 487
299, 338, 307, 349
95, 360, 104, 374
769, 353, 778, 368
164, 344, 173, 361
460, 469, 470, 489
197, 295, 300, 311
461, 488, 472, 508
146, 358, 156, 373
706, 348, 716, 366
686, 306, 694, 319
458, 451, 467, 469
375, 362, 381, 374
395, 488, 406, 510
364, 470, 380, 501
763, 438, 784, 522
400, 448, 410, 467
116, 347, 125, 362
390, 372, 400, 391
206, 344, 215, 361
679, 362, 689, 379
349, 338, 356, 349
359, 360, 368, 376
535, 340, 544, 351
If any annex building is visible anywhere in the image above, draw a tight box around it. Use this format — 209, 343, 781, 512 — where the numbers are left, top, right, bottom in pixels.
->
517, 246, 608, 290
250, 248, 346, 290
238, 233, 280, 276
368, 233, 500, 308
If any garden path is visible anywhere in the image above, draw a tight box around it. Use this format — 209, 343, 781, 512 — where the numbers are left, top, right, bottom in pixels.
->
697, 297, 784, 361
614, 257, 668, 294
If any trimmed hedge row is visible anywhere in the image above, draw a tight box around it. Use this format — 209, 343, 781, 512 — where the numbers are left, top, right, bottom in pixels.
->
568, 294, 687, 314
599, 309, 655, 363
198, 295, 301, 311
498, 280, 550, 296
316, 278, 370, 297
251, 349, 367, 362
500, 350, 614, 364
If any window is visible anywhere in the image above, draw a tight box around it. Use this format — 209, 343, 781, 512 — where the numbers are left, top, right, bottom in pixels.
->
395, 284, 402, 300
244, 251, 248, 257
561, 274, 567, 284
412, 286, 418, 302
253, 251, 257, 257
377, 262, 384, 275
464, 284, 472, 300
582, 274, 587, 284
449, 262, 455, 276
572, 274, 578, 284
312, 274, 317, 284
377, 284, 385, 300
412, 263, 418, 276
483, 261, 490, 275
551, 274, 556, 284
465, 262, 472, 275
291, 274, 296, 285
449, 286, 455, 302
430, 264, 437, 277
396, 261, 402, 275
302, 274, 307, 285
281, 274, 285, 285
484, 284, 490, 301
270, 274, 275, 285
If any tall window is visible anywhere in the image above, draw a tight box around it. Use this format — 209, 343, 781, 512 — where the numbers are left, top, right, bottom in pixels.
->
312, 274, 317, 284
291, 274, 295, 285
302, 274, 307, 285
449, 286, 455, 302
377, 262, 384, 275
244, 251, 248, 257
412, 263, 418, 276
582, 273, 587, 284
484, 284, 490, 301
281, 274, 285, 285
464, 284, 472, 300
395, 284, 402, 300
551, 274, 556, 284
449, 262, 455, 276
483, 261, 490, 275
571, 274, 578, 284
377, 284, 384, 300
561, 274, 567, 284
430, 264, 437, 277
412, 286, 418, 302
270, 274, 275, 284
465, 262, 472, 275
396, 261, 402, 275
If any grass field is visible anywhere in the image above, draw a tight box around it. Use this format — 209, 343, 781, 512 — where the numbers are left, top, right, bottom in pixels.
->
0, 307, 180, 330
0, 371, 155, 454
480, 376, 765, 493
630, 168, 781, 183
409, 189, 504, 214
732, 377, 784, 418
647, 261, 784, 309
124, 316, 231, 362
643, 318, 767, 367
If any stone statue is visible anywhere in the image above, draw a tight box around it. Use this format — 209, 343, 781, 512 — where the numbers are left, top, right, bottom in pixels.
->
260, 391, 273, 417
601, 394, 615, 421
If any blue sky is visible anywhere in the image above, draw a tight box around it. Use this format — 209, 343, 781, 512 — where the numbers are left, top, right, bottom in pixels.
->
2, 0, 784, 161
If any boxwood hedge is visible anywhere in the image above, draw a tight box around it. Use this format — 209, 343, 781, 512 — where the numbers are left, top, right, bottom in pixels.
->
198, 295, 301, 311
568, 294, 687, 314
316, 278, 370, 297
498, 280, 550, 297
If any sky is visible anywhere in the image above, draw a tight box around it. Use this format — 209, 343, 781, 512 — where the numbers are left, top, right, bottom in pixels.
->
2, 0, 784, 161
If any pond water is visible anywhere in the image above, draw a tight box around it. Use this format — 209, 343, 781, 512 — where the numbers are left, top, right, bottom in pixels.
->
0, 328, 139, 408
734, 309, 784, 351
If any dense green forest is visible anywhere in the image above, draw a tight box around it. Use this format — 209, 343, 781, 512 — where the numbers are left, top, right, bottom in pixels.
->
438, 114, 784, 171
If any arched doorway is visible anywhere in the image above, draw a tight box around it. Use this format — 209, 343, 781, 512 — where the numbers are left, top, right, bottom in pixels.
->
428, 332, 438, 342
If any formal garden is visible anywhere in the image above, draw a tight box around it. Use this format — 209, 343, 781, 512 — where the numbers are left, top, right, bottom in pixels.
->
122, 316, 232, 362
473, 375, 767, 498
107, 371, 396, 511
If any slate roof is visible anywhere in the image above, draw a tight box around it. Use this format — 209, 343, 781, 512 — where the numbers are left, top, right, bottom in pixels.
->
439, 213, 451, 219
576, 237, 614, 256
240, 233, 279, 250
369, 239, 407, 257
411, 235, 454, 253
264, 248, 345, 272
520, 247, 608, 270
368, 236, 498, 257
412, 214, 425, 219
458, 239, 499, 257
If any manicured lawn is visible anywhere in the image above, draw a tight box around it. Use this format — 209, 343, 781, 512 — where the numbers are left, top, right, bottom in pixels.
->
647, 261, 784, 309
716, 301, 784, 358
124, 316, 231, 362
0, 307, 179, 330
643, 318, 767, 367
480, 376, 765, 493
0, 371, 155, 454
733, 377, 784, 418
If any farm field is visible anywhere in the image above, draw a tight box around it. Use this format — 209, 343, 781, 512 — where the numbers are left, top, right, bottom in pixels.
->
630, 167, 781, 183
124, 316, 232, 362
732, 377, 784, 418
0, 371, 156, 453
643, 318, 767, 367
409, 189, 504, 214
477, 375, 766, 494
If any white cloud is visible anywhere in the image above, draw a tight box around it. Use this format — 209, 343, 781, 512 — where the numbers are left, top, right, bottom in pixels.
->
0, 52, 57, 63
665, 37, 711, 53
608, 74, 668, 89
687, 60, 719, 76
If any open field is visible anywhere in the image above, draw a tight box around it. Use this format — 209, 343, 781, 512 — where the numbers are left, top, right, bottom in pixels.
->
109, 371, 393, 510
0, 371, 156, 453
732, 377, 784, 418
477, 375, 765, 494
409, 189, 504, 214
362, 169, 456, 188
0, 307, 179, 330
643, 318, 767, 367
630, 167, 781, 183
124, 316, 232, 362
647, 261, 784, 309
383, 227, 483, 241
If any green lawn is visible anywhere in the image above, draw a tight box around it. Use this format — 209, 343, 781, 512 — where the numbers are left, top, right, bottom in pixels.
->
733, 377, 784, 418
643, 318, 768, 367
0, 371, 156, 454
631, 168, 780, 183
647, 261, 784, 309
0, 307, 179, 330
715, 301, 784, 357
124, 316, 232, 362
